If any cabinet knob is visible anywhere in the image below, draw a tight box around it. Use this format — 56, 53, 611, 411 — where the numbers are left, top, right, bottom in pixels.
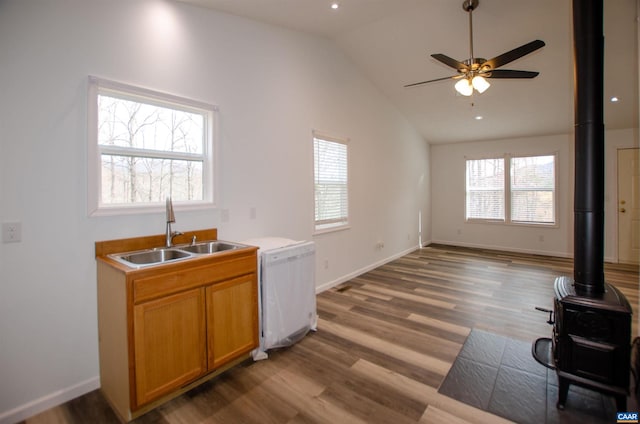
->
620, 208, 626, 213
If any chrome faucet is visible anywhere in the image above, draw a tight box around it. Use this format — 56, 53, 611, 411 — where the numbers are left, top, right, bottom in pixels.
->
165, 197, 182, 247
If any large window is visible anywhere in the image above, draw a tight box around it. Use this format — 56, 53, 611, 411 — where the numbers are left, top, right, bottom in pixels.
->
88, 77, 216, 215
313, 133, 349, 233
510, 155, 555, 223
466, 158, 505, 220
465, 154, 556, 225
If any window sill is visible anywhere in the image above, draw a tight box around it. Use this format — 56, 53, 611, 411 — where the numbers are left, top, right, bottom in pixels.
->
89, 201, 216, 217
465, 219, 559, 229
313, 223, 351, 236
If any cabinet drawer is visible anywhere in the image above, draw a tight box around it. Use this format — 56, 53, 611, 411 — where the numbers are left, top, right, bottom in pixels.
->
134, 255, 257, 303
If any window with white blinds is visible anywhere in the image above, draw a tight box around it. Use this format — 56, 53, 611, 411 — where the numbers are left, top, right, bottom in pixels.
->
465, 154, 556, 225
510, 155, 555, 223
466, 158, 505, 220
313, 134, 349, 232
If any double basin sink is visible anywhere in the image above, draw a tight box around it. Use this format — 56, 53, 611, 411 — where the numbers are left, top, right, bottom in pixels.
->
109, 241, 248, 268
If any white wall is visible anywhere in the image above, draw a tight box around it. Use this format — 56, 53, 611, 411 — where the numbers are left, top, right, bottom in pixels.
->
431, 129, 638, 259
0, 0, 430, 421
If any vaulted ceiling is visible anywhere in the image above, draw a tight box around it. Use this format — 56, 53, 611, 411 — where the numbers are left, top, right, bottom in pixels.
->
178, 0, 638, 144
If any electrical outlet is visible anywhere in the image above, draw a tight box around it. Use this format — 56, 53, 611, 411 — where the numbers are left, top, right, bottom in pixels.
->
2, 222, 22, 243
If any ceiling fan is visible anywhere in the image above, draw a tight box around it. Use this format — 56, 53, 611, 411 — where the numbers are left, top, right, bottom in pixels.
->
405, 0, 545, 96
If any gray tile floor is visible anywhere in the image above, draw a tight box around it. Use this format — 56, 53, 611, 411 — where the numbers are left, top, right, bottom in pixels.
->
438, 329, 621, 424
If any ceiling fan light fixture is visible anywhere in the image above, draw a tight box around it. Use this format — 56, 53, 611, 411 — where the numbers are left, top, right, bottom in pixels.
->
472, 75, 490, 93
455, 78, 473, 96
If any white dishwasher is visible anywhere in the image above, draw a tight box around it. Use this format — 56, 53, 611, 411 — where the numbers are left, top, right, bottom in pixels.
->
241, 238, 317, 360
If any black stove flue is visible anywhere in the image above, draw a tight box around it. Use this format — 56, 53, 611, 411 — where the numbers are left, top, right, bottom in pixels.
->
572, 0, 605, 297
532, 0, 632, 412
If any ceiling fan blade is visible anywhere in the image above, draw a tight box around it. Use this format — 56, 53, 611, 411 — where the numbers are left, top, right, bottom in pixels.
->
484, 40, 545, 70
431, 54, 469, 72
485, 69, 540, 79
404, 74, 462, 88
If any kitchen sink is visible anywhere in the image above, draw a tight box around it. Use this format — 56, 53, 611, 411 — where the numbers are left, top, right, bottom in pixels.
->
115, 248, 193, 266
109, 240, 248, 268
178, 241, 240, 254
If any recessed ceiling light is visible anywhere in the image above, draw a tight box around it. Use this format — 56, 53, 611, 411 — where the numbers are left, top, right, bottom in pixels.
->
474, 115, 483, 120
330, 2, 339, 10
610, 96, 619, 102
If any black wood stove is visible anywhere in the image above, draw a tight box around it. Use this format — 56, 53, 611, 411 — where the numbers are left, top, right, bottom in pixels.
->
551, 276, 631, 410
532, 0, 632, 412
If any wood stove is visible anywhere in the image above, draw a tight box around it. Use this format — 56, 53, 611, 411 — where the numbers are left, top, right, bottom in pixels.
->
532, 0, 633, 411
552, 276, 631, 410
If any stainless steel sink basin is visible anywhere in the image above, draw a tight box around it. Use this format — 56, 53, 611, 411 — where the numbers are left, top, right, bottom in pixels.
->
108, 240, 248, 268
110, 248, 193, 268
178, 241, 240, 254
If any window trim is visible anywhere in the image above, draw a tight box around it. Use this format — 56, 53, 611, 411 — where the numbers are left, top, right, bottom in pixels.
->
312, 131, 350, 235
464, 152, 558, 227
87, 76, 218, 216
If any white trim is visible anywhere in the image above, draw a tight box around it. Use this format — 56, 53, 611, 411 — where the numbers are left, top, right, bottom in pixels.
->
0, 377, 99, 424
88, 76, 216, 112
312, 131, 350, 233
87, 76, 218, 216
430, 239, 572, 259
89, 200, 216, 217
315, 246, 417, 293
465, 152, 558, 226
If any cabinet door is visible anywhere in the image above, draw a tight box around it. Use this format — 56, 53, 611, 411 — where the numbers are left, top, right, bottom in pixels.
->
206, 274, 258, 370
133, 288, 206, 407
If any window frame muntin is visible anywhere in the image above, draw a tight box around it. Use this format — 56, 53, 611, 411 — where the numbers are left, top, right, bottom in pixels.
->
87, 76, 218, 216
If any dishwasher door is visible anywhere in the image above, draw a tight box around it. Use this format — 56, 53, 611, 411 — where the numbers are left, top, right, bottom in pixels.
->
261, 241, 317, 351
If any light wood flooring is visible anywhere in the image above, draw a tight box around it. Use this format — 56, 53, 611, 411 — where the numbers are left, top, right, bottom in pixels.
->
24, 244, 639, 424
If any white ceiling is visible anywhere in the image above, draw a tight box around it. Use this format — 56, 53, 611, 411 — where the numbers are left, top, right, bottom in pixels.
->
177, 0, 638, 144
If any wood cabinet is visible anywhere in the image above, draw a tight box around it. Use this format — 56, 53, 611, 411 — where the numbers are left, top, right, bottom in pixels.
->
96, 229, 258, 422
207, 274, 259, 369
133, 288, 206, 405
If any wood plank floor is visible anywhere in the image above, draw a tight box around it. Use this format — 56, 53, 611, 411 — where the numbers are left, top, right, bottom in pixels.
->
24, 244, 639, 424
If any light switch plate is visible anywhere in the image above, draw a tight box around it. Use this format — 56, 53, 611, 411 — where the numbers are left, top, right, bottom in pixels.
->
2, 222, 22, 243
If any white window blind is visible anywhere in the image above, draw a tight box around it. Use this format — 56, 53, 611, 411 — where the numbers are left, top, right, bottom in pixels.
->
466, 158, 505, 220
314, 135, 348, 231
510, 155, 555, 223
465, 154, 556, 225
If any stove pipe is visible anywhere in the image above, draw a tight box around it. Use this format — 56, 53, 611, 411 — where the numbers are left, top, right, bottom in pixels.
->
572, 0, 605, 296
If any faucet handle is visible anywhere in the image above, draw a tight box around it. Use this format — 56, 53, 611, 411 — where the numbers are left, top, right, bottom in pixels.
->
191, 235, 197, 245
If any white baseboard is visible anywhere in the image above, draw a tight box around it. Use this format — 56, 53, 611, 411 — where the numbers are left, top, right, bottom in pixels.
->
0, 377, 100, 424
429, 239, 572, 259
316, 245, 419, 293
